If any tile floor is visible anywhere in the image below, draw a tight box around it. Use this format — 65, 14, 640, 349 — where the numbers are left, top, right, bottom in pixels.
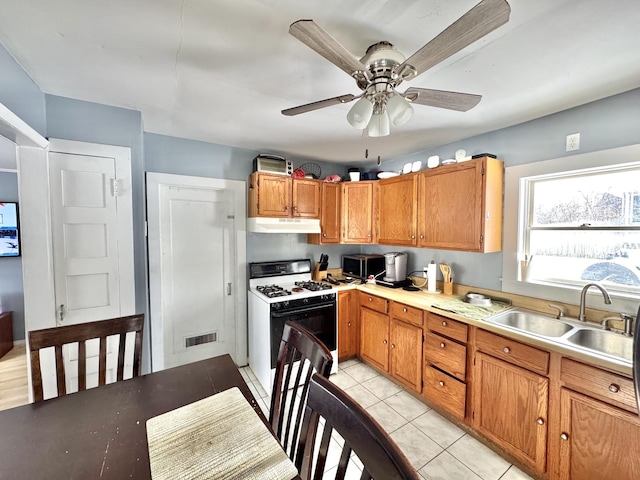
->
240, 358, 534, 480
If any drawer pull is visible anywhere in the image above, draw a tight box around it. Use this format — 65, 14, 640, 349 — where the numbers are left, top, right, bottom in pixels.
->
609, 384, 620, 393
369, 297, 373, 302
438, 381, 445, 387
441, 321, 447, 327
383, 340, 387, 345
403, 307, 407, 312
560, 433, 569, 441
503, 347, 510, 354
537, 418, 545, 425
440, 342, 446, 348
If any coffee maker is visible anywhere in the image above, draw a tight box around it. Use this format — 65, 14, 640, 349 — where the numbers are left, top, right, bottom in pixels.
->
383, 252, 408, 284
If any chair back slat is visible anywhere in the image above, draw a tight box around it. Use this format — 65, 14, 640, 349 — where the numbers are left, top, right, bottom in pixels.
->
28, 314, 144, 402
54, 345, 66, 397
269, 321, 333, 464
78, 340, 86, 391
297, 374, 419, 480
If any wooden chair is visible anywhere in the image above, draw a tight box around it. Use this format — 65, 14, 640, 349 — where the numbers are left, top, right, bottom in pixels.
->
28, 314, 144, 402
296, 373, 419, 480
269, 321, 333, 464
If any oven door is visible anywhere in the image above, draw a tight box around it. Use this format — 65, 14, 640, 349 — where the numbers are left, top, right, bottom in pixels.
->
269, 302, 336, 369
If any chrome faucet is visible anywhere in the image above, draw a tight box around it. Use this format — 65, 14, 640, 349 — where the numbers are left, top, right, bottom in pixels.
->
578, 282, 612, 322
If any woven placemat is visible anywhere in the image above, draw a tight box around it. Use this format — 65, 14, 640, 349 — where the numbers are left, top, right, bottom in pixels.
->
146, 387, 298, 480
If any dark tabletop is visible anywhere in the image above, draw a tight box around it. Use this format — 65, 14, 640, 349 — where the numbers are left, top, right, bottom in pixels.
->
0, 354, 267, 480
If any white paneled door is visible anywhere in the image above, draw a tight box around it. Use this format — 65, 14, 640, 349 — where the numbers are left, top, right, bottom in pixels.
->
47, 139, 135, 396
147, 173, 247, 371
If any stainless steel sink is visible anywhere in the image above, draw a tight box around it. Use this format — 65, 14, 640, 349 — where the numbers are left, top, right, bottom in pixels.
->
488, 310, 574, 337
566, 328, 633, 361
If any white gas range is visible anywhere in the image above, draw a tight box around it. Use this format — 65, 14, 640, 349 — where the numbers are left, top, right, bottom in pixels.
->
248, 259, 338, 392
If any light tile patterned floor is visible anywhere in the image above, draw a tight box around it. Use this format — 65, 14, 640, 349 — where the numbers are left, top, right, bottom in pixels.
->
240, 358, 534, 480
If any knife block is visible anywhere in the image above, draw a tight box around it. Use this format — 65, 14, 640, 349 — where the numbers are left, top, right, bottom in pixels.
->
312, 263, 327, 282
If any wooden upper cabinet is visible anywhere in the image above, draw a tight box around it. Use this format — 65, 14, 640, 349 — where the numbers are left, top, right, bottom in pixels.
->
342, 181, 375, 244
249, 172, 291, 217
292, 178, 321, 218
418, 157, 503, 252
308, 182, 341, 245
377, 174, 418, 246
248, 172, 320, 219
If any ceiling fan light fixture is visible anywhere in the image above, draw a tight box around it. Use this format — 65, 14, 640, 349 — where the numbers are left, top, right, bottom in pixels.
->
347, 97, 374, 129
386, 94, 414, 127
367, 110, 390, 137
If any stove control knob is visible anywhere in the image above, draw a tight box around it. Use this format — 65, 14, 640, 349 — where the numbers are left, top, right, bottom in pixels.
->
303, 298, 310, 304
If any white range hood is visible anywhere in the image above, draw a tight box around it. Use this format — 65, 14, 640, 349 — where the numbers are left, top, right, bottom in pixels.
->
247, 217, 321, 234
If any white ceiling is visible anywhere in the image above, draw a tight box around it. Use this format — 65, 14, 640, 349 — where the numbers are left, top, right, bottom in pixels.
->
1, 0, 639, 164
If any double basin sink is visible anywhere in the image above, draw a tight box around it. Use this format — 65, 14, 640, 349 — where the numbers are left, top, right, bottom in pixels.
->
485, 308, 633, 362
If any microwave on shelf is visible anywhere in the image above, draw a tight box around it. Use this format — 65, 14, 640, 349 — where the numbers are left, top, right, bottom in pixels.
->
253, 154, 293, 176
341, 254, 385, 280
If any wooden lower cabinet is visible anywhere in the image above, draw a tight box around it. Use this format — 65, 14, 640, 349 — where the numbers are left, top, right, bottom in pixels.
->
472, 351, 548, 473
359, 306, 389, 371
557, 388, 640, 480
337, 290, 358, 360
389, 317, 422, 392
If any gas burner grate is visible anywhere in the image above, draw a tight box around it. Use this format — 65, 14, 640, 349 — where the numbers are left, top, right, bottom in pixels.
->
256, 284, 292, 298
295, 280, 333, 292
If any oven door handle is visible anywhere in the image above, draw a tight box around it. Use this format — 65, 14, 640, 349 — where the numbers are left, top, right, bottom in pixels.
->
271, 303, 335, 318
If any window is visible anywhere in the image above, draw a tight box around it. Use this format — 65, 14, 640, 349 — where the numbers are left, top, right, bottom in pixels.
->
502, 144, 640, 309
524, 165, 640, 292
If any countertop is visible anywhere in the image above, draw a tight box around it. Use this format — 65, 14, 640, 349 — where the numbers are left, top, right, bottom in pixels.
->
325, 279, 633, 377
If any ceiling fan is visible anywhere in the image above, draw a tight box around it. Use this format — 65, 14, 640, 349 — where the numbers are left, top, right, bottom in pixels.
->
282, 0, 511, 137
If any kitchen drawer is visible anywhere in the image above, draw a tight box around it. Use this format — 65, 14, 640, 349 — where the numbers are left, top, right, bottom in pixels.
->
475, 329, 549, 376
425, 332, 466, 381
358, 292, 388, 314
423, 366, 466, 419
390, 302, 423, 327
561, 357, 637, 414
426, 313, 468, 343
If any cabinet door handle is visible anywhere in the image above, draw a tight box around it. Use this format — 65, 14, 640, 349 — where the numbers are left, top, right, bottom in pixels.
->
367, 233, 371, 237
441, 321, 447, 327
347, 322, 352, 327
419, 235, 424, 239
609, 384, 620, 393
440, 342, 445, 348
503, 347, 510, 354
560, 433, 569, 441
383, 340, 388, 345
537, 418, 545, 425
411, 235, 415, 239
391, 344, 395, 349
438, 381, 445, 387
322, 233, 327, 237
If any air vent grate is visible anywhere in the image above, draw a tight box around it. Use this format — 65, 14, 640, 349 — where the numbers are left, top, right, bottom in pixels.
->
185, 332, 217, 348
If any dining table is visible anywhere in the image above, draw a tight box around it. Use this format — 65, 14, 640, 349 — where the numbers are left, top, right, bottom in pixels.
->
0, 354, 300, 480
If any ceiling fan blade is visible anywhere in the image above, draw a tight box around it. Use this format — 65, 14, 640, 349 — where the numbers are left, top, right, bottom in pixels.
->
289, 20, 366, 77
397, 0, 510, 78
282, 94, 356, 116
404, 88, 481, 112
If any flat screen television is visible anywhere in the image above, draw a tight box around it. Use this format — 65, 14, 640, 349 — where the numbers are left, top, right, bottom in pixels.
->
0, 201, 20, 257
